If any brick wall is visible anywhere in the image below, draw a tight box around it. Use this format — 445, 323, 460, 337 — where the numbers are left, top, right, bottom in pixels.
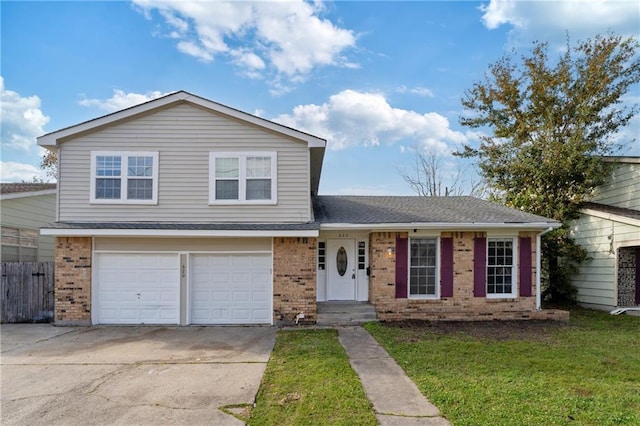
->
273, 237, 317, 325
369, 231, 566, 321
54, 237, 92, 325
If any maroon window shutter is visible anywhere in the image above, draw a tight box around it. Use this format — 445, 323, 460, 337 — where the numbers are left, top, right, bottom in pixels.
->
473, 236, 487, 297
440, 237, 454, 297
635, 248, 640, 305
395, 236, 408, 298
519, 237, 533, 297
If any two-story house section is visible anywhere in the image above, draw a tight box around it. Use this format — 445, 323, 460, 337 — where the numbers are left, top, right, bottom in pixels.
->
569, 157, 640, 312
39, 91, 565, 326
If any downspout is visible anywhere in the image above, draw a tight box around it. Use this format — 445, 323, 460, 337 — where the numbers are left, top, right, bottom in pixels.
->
536, 227, 555, 310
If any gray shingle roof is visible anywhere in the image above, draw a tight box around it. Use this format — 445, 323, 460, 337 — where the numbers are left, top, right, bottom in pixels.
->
582, 202, 640, 221
43, 222, 320, 231
0, 183, 56, 194
313, 196, 558, 225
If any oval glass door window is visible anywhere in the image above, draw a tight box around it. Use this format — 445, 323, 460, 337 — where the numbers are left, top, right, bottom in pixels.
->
336, 247, 348, 276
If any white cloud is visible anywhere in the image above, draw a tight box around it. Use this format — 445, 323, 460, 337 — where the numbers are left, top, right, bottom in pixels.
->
79, 89, 172, 112
0, 76, 50, 152
480, 0, 640, 43
397, 85, 435, 97
132, 0, 356, 82
274, 89, 467, 151
0, 161, 49, 183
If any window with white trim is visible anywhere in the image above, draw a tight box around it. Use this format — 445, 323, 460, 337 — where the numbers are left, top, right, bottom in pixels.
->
487, 238, 517, 297
90, 151, 158, 204
209, 152, 277, 204
409, 238, 438, 298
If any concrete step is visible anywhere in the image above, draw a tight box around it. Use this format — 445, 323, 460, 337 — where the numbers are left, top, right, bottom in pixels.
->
316, 302, 378, 326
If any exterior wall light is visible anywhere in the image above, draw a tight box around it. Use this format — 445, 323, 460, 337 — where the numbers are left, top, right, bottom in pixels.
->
386, 246, 395, 256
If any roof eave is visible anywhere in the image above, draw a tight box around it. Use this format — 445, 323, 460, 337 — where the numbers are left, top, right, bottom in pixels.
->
40, 227, 319, 238
319, 222, 561, 231
0, 189, 57, 200
36, 91, 327, 149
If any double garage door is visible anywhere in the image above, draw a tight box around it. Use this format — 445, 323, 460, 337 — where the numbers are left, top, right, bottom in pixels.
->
96, 253, 271, 325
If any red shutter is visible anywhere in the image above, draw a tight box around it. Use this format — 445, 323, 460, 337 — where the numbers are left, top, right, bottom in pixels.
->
440, 237, 454, 297
395, 236, 408, 298
473, 236, 487, 297
519, 237, 533, 297
635, 248, 640, 305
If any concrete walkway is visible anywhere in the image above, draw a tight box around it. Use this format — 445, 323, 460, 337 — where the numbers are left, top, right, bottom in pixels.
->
337, 326, 450, 426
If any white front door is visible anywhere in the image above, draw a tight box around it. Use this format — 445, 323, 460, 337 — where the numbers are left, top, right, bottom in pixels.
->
327, 239, 356, 300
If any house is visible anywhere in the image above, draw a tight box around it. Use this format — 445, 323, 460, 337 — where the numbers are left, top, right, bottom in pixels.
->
568, 157, 640, 312
1, 183, 57, 262
37, 91, 565, 326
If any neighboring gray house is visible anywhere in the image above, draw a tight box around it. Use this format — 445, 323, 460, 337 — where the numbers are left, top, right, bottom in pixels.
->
1, 183, 57, 262
569, 157, 640, 311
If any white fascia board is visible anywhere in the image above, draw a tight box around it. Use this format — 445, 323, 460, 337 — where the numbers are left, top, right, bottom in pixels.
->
0, 189, 57, 200
319, 222, 561, 231
37, 91, 326, 149
37, 92, 186, 147
581, 208, 640, 227
40, 228, 319, 238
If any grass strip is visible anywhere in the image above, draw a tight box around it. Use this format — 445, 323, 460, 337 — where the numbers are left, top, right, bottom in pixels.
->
249, 328, 377, 425
366, 308, 640, 426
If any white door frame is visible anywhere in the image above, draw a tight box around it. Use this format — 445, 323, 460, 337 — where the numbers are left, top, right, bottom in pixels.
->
326, 238, 357, 300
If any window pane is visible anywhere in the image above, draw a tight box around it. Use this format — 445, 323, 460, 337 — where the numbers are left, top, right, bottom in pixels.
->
487, 239, 514, 295
96, 178, 121, 199
127, 178, 153, 200
247, 157, 271, 178
216, 180, 239, 200
409, 238, 437, 296
215, 158, 239, 178
128, 156, 153, 177
96, 156, 121, 177
246, 179, 271, 200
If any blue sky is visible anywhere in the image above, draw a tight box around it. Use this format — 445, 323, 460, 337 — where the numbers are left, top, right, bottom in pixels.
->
2, 0, 639, 195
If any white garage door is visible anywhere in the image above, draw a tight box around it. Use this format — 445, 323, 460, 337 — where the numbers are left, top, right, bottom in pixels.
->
96, 253, 180, 325
190, 254, 272, 324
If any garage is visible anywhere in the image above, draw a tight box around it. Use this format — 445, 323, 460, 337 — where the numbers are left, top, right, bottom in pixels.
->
190, 253, 272, 324
95, 253, 180, 325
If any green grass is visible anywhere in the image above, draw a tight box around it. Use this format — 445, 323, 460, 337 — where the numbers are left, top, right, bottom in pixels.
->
365, 309, 640, 426
249, 329, 377, 426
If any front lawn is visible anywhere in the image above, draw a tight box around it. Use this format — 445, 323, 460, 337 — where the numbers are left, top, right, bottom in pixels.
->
366, 309, 640, 425
249, 329, 376, 425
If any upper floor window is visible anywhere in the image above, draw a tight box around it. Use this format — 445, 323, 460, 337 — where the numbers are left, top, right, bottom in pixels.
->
90, 151, 159, 204
487, 238, 517, 298
209, 152, 277, 204
409, 237, 438, 298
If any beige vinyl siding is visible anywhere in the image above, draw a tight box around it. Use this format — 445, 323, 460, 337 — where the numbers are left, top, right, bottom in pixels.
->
1, 193, 56, 261
58, 103, 310, 222
591, 163, 640, 209
569, 213, 640, 309
94, 237, 271, 252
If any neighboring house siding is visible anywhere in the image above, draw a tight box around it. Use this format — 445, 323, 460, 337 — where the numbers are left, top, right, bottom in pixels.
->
58, 103, 310, 223
1, 194, 56, 261
591, 162, 640, 209
569, 214, 639, 309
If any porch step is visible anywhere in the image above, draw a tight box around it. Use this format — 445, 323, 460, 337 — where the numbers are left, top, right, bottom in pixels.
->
316, 301, 378, 326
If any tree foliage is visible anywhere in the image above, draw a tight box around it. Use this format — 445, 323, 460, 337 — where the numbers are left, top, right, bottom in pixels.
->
458, 33, 640, 303
40, 149, 57, 180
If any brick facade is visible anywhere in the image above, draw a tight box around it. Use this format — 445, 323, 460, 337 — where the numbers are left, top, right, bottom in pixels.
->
369, 231, 568, 321
273, 237, 317, 324
54, 237, 92, 325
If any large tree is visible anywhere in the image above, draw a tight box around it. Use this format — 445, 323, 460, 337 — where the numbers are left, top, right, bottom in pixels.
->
457, 33, 640, 303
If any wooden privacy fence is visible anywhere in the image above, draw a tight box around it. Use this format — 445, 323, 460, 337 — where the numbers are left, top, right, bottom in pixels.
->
1, 262, 54, 323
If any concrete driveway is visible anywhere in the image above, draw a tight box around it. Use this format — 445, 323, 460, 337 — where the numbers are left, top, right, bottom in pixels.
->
1, 324, 276, 425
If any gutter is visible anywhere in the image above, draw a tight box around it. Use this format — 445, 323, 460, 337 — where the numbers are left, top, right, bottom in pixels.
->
536, 226, 555, 310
